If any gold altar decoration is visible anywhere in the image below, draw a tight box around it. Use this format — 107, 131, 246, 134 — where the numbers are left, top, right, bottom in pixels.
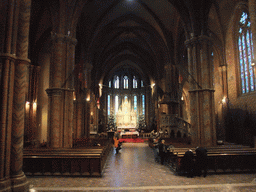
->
116, 97, 137, 129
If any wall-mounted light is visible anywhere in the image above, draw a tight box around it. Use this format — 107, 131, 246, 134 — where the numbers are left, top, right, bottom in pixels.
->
91, 112, 93, 116
25, 101, 30, 110
251, 61, 255, 67
181, 96, 184, 101
73, 92, 76, 101
222, 97, 227, 104
33, 102, 37, 111
86, 97, 90, 102
151, 83, 155, 89
219, 96, 228, 105
99, 83, 103, 97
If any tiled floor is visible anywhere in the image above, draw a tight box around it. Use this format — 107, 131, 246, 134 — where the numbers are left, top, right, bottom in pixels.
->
28, 143, 256, 192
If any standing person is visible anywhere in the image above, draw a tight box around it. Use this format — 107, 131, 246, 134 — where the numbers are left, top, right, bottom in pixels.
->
158, 139, 166, 165
182, 149, 195, 178
152, 139, 159, 162
195, 147, 208, 177
159, 128, 164, 138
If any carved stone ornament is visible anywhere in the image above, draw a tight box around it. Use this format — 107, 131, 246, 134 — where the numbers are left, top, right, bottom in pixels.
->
46, 88, 75, 96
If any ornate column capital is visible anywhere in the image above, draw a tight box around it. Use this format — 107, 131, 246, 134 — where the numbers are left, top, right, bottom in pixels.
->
51, 32, 77, 45
0, 54, 31, 66
189, 88, 215, 93
15, 57, 31, 65
0, 53, 17, 62
198, 35, 213, 46
185, 37, 198, 48
185, 35, 213, 48
46, 88, 75, 96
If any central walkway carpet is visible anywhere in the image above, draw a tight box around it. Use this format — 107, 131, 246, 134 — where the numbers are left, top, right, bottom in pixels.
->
28, 143, 256, 192
119, 138, 147, 143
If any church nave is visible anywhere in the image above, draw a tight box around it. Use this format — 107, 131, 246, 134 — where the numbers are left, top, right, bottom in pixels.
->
28, 143, 256, 192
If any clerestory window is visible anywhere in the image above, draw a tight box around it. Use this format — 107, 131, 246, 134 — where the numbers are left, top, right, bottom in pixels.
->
114, 76, 119, 89
238, 11, 255, 94
124, 76, 129, 89
133, 76, 137, 88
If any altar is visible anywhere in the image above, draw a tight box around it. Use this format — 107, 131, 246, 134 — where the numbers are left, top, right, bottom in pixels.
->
116, 97, 137, 131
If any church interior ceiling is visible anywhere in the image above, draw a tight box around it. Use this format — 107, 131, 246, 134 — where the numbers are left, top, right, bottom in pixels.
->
29, 0, 223, 90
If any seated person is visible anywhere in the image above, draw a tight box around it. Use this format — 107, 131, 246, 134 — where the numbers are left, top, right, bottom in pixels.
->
182, 149, 194, 178
195, 147, 208, 177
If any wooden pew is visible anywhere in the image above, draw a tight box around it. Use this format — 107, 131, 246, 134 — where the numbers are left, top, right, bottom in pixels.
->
167, 147, 256, 174
23, 139, 113, 177
24, 152, 102, 176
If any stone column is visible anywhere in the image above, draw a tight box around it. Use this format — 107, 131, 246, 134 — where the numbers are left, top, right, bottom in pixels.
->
10, 0, 31, 191
11, 58, 30, 191
185, 35, 216, 147
46, 88, 63, 148
63, 37, 76, 148
0, 1, 18, 191
0, 55, 16, 192
249, 0, 256, 60
74, 93, 84, 139
46, 33, 76, 148
84, 90, 91, 138
83, 63, 92, 138
219, 65, 228, 141
46, 33, 64, 148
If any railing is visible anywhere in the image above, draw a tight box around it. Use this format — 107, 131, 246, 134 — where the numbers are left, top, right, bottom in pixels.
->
159, 114, 191, 137
140, 133, 151, 138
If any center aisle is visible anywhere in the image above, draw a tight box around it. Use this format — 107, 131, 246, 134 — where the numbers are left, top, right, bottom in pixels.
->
104, 142, 171, 187
29, 143, 256, 192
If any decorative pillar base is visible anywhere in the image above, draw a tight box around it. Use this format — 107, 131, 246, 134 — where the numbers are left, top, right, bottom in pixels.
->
0, 174, 29, 192
0, 179, 12, 192
11, 173, 29, 192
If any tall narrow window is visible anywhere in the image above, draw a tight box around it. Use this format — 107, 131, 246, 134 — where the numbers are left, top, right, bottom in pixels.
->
141, 80, 144, 87
134, 95, 137, 111
142, 95, 145, 115
109, 81, 111, 88
238, 11, 255, 94
115, 96, 119, 114
124, 76, 128, 89
108, 95, 111, 115
114, 76, 119, 89
133, 76, 137, 88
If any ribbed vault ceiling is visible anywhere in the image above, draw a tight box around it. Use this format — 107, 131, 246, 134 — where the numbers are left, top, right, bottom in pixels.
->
77, 0, 180, 86
29, 0, 214, 89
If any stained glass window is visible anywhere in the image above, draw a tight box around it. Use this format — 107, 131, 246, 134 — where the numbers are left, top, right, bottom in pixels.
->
124, 76, 129, 89
115, 96, 119, 114
134, 96, 137, 111
108, 95, 111, 115
114, 76, 119, 89
238, 11, 255, 94
142, 95, 145, 115
133, 76, 137, 88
